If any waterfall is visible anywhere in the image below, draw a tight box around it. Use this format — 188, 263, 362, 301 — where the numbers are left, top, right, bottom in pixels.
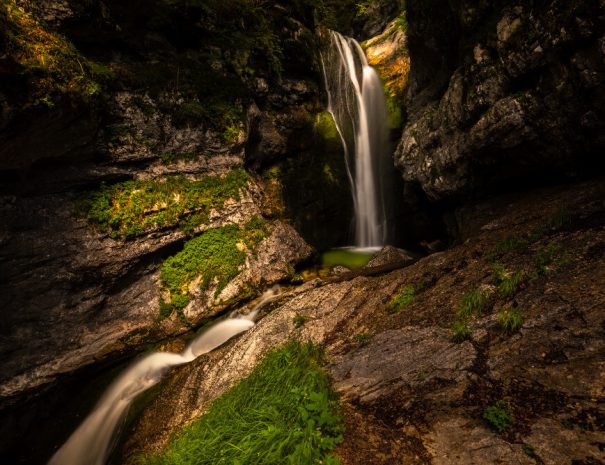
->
48, 286, 281, 465
320, 30, 391, 248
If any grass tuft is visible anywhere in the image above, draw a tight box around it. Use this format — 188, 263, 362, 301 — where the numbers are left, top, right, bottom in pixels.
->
534, 241, 566, 275
530, 206, 573, 241
483, 400, 514, 433
451, 319, 471, 342
498, 308, 524, 333
451, 286, 491, 342
522, 443, 536, 457
293, 315, 307, 328
450, 288, 490, 342
353, 332, 372, 346
458, 288, 490, 319
138, 342, 344, 465
486, 235, 527, 260
386, 285, 415, 313
492, 264, 525, 298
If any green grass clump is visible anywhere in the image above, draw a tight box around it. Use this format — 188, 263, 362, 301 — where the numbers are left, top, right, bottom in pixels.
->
314, 111, 339, 141
81, 169, 249, 239
492, 264, 525, 298
498, 271, 524, 298
486, 235, 527, 260
483, 400, 514, 433
451, 319, 471, 342
353, 332, 372, 345
293, 315, 307, 328
386, 285, 415, 313
487, 207, 573, 260
534, 241, 564, 275
139, 342, 344, 465
522, 444, 536, 457
160, 217, 268, 314
458, 288, 490, 319
498, 308, 524, 333
451, 287, 491, 342
530, 206, 573, 241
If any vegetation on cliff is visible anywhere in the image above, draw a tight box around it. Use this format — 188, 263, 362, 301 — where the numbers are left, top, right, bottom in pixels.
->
0, 0, 112, 107
139, 342, 344, 465
160, 217, 268, 315
363, 8, 409, 129
80, 169, 250, 240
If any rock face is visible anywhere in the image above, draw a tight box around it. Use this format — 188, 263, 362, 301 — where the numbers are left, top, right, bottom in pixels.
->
0, 186, 311, 399
120, 178, 605, 465
0, 0, 328, 402
396, 0, 605, 201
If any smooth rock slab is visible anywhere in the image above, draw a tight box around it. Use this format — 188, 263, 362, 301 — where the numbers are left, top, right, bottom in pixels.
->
426, 417, 534, 465
331, 327, 476, 403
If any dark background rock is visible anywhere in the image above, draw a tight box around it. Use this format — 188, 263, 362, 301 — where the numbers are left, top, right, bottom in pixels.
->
397, 0, 605, 203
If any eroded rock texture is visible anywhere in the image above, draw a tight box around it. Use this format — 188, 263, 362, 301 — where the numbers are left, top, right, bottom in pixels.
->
397, 0, 605, 200
0, 0, 327, 399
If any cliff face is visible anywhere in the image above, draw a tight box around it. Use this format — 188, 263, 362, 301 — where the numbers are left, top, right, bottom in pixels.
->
0, 0, 346, 401
396, 0, 605, 201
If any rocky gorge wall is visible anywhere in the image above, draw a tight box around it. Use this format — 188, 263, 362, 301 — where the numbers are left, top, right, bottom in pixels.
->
0, 0, 350, 407
1, 1, 605, 464
397, 0, 605, 202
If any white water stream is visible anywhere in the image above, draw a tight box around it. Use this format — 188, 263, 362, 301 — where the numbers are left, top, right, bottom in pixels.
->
320, 31, 391, 248
48, 286, 281, 465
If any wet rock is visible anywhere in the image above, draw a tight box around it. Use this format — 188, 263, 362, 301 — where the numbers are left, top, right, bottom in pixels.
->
184, 221, 313, 323
366, 245, 414, 267
352, 0, 405, 40
0, 182, 310, 398
426, 417, 534, 465
0, 0, 328, 402
331, 327, 476, 403
244, 104, 288, 169
527, 418, 605, 464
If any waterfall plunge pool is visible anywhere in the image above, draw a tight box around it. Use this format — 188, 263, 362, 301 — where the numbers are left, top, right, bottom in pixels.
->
321, 247, 381, 269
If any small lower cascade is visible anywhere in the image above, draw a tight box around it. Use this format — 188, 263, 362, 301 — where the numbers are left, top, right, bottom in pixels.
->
47, 286, 281, 465
320, 30, 391, 248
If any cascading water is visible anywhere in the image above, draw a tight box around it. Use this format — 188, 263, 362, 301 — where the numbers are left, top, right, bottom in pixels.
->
320, 31, 392, 248
48, 286, 281, 465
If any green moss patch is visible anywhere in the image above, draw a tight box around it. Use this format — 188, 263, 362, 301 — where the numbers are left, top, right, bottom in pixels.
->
314, 111, 340, 142
160, 217, 268, 313
139, 342, 344, 465
80, 169, 250, 240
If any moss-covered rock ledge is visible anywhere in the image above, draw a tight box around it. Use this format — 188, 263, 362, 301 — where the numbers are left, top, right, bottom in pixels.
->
0, 169, 312, 399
